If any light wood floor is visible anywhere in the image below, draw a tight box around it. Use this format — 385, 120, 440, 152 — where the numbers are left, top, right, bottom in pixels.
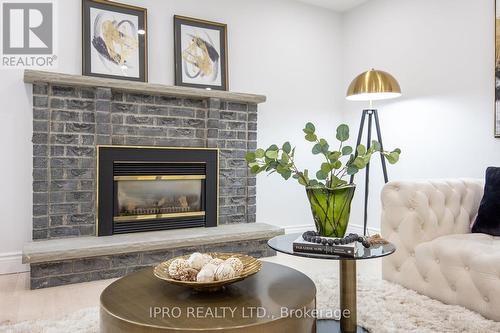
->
0, 253, 381, 325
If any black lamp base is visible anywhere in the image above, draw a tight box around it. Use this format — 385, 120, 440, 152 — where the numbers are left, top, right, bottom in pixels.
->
349, 109, 388, 235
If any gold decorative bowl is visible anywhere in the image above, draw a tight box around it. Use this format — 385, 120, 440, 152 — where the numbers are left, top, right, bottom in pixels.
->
153, 252, 262, 292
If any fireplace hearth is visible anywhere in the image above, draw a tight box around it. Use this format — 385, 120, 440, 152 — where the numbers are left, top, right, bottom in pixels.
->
98, 146, 218, 236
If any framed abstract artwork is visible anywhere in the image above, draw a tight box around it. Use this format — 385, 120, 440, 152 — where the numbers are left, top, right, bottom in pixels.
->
174, 15, 228, 90
82, 0, 147, 82
496, 0, 500, 136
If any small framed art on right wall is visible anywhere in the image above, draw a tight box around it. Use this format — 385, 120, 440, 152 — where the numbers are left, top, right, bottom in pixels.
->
174, 15, 228, 91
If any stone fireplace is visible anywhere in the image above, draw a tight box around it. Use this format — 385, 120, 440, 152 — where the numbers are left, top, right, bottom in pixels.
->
97, 146, 218, 235
29, 71, 260, 240
23, 70, 283, 289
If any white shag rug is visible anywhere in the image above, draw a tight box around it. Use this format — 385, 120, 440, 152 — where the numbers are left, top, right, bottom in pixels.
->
2, 275, 500, 333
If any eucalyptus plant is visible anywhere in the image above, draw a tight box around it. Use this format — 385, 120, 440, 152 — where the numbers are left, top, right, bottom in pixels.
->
245, 122, 401, 189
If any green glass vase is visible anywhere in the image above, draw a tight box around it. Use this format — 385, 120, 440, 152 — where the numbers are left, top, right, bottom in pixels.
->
306, 185, 356, 238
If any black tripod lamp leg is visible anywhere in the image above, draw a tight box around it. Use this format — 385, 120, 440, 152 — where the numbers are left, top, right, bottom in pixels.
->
373, 110, 389, 183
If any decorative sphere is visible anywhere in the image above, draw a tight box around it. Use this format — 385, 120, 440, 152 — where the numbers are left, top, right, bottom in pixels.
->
214, 263, 236, 281
178, 268, 198, 281
168, 258, 190, 280
187, 252, 212, 270
225, 257, 244, 275
196, 263, 218, 282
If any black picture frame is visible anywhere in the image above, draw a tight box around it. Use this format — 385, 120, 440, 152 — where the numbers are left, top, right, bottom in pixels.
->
82, 0, 148, 82
174, 15, 228, 91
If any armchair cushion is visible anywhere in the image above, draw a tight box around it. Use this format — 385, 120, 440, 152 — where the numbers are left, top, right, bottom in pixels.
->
472, 167, 500, 236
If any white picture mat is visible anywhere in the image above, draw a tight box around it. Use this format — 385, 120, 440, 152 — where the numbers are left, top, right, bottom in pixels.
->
180, 24, 222, 86
89, 7, 140, 78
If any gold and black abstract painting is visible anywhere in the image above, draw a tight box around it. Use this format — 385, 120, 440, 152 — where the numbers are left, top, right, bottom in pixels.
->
174, 16, 228, 90
82, 0, 147, 82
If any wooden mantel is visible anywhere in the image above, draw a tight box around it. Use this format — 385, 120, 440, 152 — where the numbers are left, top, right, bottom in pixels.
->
24, 70, 266, 104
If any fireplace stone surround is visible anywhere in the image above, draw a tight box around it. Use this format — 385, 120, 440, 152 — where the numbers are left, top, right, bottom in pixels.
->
23, 70, 283, 289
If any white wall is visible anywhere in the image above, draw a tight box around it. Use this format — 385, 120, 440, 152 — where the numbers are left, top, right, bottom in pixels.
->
341, 0, 500, 232
0, 0, 343, 272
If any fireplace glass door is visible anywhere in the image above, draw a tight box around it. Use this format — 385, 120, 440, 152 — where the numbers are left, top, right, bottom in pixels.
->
114, 175, 205, 222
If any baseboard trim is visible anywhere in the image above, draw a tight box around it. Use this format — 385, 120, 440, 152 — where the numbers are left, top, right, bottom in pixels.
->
283, 223, 380, 236
347, 223, 380, 235
284, 224, 314, 234
0, 252, 29, 275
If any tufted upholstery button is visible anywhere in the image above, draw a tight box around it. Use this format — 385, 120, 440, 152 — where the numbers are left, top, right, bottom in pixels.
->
465, 266, 469, 271
423, 276, 428, 282
395, 266, 400, 272
410, 252, 415, 257
484, 296, 489, 302
450, 285, 456, 291
435, 258, 440, 264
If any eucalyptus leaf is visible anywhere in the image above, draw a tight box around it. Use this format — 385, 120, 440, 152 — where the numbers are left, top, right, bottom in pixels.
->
316, 170, 327, 180
312, 144, 322, 155
250, 165, 260, 174
329, 151, 342, 161
347, 166, 358, 175
385, 152, 400, 164
356, 144, 367, 156
336, 124, 349, 142
265, 150, 278, 159
371, 140, 381, 151
282, 142, 291, 154
303, 122, 315, 134
255, 148, 265, 158
245, 152, 256, 162
353, 157, 366, 169
282, 170, 292, 180
305, 133, 318, 142
332, 160, 342, 169
342, 146, 353, 155
321, 162, 331, 173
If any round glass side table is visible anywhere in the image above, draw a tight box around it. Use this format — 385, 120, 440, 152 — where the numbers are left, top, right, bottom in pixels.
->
268, 233, 396, 333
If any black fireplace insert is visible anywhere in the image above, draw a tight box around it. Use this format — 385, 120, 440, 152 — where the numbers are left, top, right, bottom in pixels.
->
97, 146, 218, 236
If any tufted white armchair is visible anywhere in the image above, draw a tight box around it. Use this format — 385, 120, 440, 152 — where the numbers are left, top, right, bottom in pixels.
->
381, 179, 500, 321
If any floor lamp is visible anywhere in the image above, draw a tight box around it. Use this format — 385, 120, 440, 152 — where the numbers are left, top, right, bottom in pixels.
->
346, 69, 402, 235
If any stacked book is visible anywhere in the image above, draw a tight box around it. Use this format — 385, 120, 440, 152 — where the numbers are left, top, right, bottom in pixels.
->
293, 235, 357, 257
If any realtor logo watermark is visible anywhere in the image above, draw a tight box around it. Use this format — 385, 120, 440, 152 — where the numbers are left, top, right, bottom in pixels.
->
1, 0, 57, 68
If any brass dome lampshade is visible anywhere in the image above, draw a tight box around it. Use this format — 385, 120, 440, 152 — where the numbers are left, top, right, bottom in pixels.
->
346, 69, 401, 103
345, 69, 401, 235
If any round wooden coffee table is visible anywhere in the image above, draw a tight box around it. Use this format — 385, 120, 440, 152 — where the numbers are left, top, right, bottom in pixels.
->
100, 262, 316, 333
